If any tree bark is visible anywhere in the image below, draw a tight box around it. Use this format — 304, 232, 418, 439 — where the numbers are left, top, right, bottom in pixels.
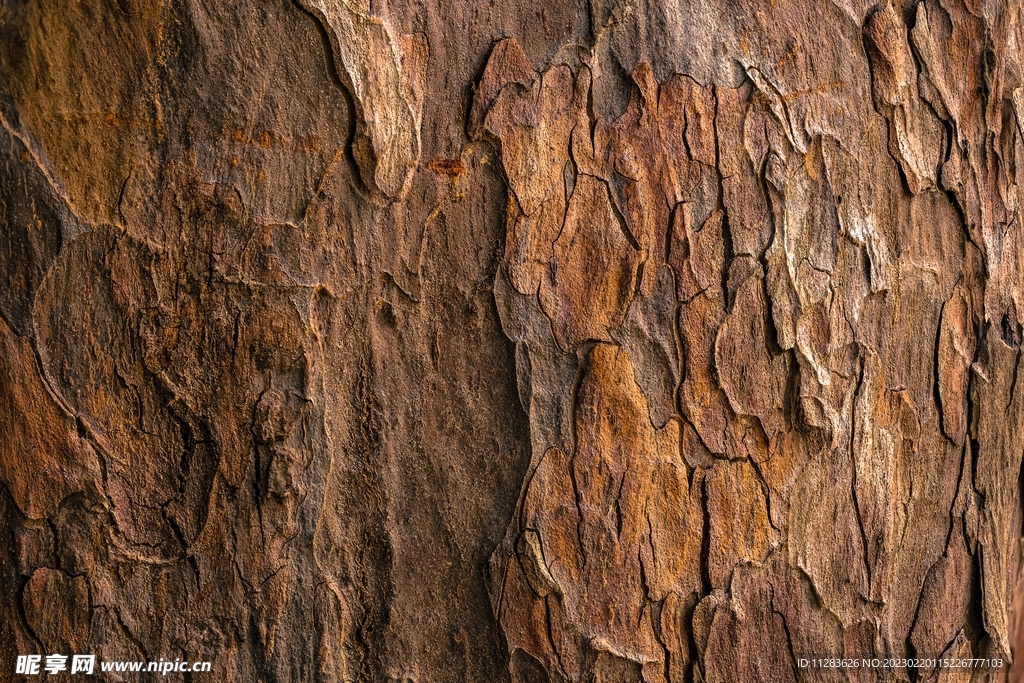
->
1, 0, 1023, 681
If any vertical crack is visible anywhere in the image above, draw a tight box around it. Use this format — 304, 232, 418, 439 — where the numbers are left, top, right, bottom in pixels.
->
849, 351, 873, 592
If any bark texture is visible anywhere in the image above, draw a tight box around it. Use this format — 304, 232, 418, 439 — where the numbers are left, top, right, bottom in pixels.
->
1, 0, 1024, 681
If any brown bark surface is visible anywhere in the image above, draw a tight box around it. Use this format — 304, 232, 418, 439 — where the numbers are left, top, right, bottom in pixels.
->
1, 0, 1024, 681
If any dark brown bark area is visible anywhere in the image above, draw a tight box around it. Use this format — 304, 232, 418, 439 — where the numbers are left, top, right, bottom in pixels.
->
1, 0, 1023, 681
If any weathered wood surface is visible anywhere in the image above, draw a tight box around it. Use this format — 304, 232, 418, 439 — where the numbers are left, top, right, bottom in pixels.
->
1, 0, 1023, 680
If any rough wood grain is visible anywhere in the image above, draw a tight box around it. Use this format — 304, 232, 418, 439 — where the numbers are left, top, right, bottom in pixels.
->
1, 0, 1023, 681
